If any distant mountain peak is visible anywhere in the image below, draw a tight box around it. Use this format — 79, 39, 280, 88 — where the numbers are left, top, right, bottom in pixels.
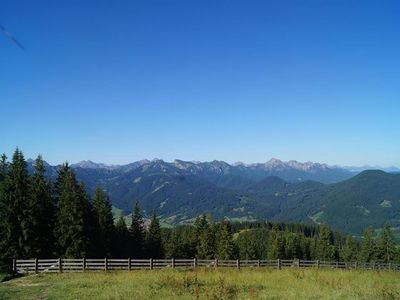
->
71, 160, 119, 170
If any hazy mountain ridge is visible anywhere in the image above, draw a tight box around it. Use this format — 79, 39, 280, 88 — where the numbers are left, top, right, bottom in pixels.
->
25, 158, 400, 235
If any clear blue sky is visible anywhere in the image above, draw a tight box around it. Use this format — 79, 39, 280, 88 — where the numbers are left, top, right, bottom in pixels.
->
1, 0, 400, 166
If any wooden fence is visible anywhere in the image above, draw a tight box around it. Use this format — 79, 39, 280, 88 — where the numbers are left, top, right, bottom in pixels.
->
13, 258, 400, 274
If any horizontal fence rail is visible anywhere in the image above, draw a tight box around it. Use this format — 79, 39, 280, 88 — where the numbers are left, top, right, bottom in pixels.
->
14, 258, 400, 274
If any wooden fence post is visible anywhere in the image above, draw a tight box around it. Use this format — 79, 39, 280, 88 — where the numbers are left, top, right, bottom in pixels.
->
83, 258, 86, 272
172, 258, 175, 269
257, 259, 260, 268
150, 258, 153, 270
193, 258, 197, 269
389, 262, 392, 271
316, 260, 320, 269
34, 258, 38, 274
104, 258, 108, 272
215, 259, 218, 269
128, 258, 131, 271
237, 259, 240, 269
59, 258, 62, 273
12, 258, 16, 273
277, 259, 281, 270
336, 261, 339, 269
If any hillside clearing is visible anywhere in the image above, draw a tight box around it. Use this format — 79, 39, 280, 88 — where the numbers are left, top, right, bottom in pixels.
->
1, 269, 399, 299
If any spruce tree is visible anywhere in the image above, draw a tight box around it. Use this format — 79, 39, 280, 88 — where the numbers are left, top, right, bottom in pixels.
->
316, 225, 336, 261
377, 223, 396, 263
358, 226, 376, 263
129, 201, 145, 258
27, 155, 55, 258
0, 149, 30, 260
197, 217, 216, 259
267, 224, 284, 259
215, 219, 234, 260
0, 154, 9, 270
341, 235, 357, 262
236, 231, 257, 260
92, 187, 115, 257
146, 211, 163, 258
114, 213, 130, 257
54, 165, 89, 258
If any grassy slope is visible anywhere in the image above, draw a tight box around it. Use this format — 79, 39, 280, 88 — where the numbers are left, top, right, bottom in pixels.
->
1, 269, 399, 299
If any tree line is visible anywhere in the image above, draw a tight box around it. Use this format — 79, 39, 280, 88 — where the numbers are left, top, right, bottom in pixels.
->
1, 149, 399, 271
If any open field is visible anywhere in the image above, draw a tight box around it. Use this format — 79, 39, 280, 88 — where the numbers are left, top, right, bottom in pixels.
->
1, 268, 400, 299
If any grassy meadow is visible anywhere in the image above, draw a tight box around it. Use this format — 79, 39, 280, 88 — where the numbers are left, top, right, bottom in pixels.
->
1, 268, 399, 299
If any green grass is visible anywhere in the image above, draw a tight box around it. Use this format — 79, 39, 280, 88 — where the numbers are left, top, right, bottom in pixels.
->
1, 268, 400, 299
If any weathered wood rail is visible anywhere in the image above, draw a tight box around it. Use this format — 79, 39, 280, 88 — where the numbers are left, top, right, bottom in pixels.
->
14, 258, 400, 274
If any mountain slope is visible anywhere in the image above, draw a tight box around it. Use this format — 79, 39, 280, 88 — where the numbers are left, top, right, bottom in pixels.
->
26, 158, 400, 235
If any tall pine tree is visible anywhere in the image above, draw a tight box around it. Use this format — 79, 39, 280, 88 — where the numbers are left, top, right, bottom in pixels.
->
114, 213, 130, 257
267, 224, 284, 259
129, 201, 145, 258
146, 211, 163, 258
0, 149, 30, 261
316, 225, 336, 261
92, 187, 115, 257
358, 226, 376, 263
377, 223, 396, 263
197, 217, 216, 259
215, 219, 235, 260
27, 155, 55, 258
54, 164, 90, 258
341, 235, 358, 262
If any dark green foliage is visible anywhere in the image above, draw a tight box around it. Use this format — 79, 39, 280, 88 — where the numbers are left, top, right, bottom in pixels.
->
129, 201, 145, 258
146, 211, 163, 258
54, 164, 90, 258
235, 230, 259, 260
315, 225, 336, 261
1, 149, 399, 264
114, 213, 130, 258
92, 187, 115, 257
197, 217, 216, 259
341, 235, 358, 262
215, 219, 235, 259
0, 149, 30, 262
267, 224, 284, 259
377, 223, 396, 263
27, 156, 55, 257
0, 154, 9, 270
358, 226, 377, 262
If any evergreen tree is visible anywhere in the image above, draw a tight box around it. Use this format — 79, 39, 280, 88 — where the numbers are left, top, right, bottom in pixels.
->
0, 154, 9, 270
316, 225, 336, 261
54, 165, 89, 258
129, 201, 145, 258
92, 187, 115, 257
0, 154, 8, 181
267, 224, 284, 259
236, 231, 258, 260
197, 218, 215, 259
114, 213, 130, 257
0, 149, 30, 261
27, 156, 55, 257
163, 229, 185, 258
146, 211, 163, 258
215, 219, 234, 259
341, 235, 357, 262
358, 226, 376, 262
377, 223, 396, 263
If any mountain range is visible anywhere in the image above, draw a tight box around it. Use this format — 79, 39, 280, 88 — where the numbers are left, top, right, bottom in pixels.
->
26, 158, 400, 236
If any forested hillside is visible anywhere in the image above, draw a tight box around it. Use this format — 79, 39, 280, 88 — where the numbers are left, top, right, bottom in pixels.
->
1, 149, 400, 273
21, 153, 400, 236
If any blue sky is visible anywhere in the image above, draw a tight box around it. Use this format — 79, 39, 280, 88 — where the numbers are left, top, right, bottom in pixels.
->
1, 0, 400, 166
